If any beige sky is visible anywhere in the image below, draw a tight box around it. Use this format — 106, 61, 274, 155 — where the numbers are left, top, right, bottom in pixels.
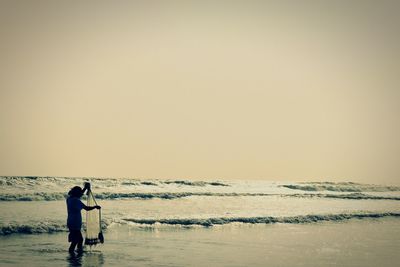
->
0, 1, 399, 184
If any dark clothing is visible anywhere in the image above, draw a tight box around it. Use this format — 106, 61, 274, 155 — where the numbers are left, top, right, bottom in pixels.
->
68, 229, 83, 243
66, 196, 84, 230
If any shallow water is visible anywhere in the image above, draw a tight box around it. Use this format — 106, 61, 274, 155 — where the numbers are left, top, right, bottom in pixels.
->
1, 219, 400, 267
1, 177, 400, 266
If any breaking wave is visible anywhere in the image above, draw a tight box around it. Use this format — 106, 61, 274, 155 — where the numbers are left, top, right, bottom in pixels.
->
163, 180, 229, 186
0, 221, 110, 236
2, 212, 400, 235
0, 176, 229, 187
1, 192, 399, 201
123, 212, 400, 227
118, 180, 229, 187
282, 182, 400, 192
0, 192, 67, 201
320, 193, 400, 200
0, 192, 275, 201
0, 222, 67, 235
290, 193, 400, 201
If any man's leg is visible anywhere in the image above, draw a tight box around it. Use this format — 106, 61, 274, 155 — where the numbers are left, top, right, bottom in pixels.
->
76, 231, 84, 253
77, 240, 83, 253
69, 242, 77, 253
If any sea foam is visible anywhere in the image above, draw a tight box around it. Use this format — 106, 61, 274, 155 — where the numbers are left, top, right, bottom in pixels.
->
282, 182, 400, 192
0, 221, 67, 235
2, 212, 399, 235
123, 212, 400, 227
1, 192, 399, 201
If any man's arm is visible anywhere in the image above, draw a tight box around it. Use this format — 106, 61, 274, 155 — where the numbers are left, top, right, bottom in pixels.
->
82, 203, 101, 211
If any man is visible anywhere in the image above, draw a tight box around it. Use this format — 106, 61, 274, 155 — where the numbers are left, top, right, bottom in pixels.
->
66, 182, 100, 253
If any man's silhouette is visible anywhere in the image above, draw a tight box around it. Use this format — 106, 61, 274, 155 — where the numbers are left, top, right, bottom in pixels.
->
66, 182, 100, 253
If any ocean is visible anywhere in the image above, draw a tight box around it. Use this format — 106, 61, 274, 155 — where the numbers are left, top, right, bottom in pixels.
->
1, 176, 400, 266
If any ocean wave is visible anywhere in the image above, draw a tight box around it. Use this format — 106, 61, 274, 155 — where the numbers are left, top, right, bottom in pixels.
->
322, 193, 400, 200
123, 212, 400, 227
0, 192, 249, 201
0, 176, 229, 187
0, 221, 110, 236
290, 193, 400, 201
282, 182, 400, 192
0, 222, 67, 235
0, 192, 67, 201
1, 192, 399, 201
163, 180, 229, 187
3, 212, 399, 235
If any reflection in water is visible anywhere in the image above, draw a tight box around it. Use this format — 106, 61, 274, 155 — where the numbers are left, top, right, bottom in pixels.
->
67, 253, 82, 267
67, 251, 104, 267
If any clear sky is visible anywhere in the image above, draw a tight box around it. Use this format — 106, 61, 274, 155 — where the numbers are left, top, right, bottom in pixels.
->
0, 1, 399, 184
